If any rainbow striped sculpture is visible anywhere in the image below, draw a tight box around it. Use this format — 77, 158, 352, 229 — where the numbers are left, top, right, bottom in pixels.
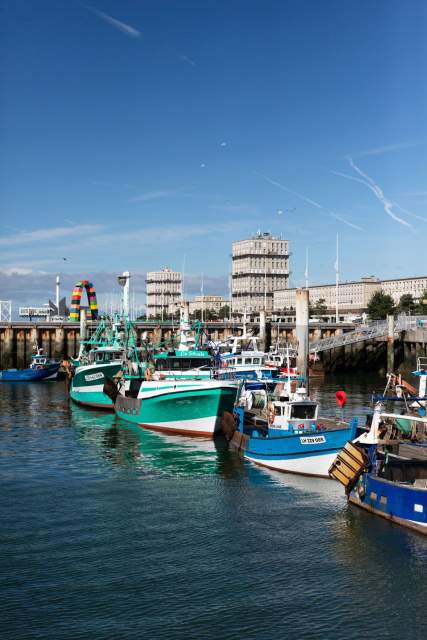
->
69, 280, 98, 321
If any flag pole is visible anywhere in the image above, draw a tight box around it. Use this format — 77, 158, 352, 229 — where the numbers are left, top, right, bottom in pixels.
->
335, 233, 339, 323
305, 247, 309, 289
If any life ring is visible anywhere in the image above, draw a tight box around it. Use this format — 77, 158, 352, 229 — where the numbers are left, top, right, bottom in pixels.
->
36, 365, 43, 370
144, 368, 152, 381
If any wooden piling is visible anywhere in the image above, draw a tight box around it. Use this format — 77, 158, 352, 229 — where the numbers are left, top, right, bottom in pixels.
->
387, 314, 395, 373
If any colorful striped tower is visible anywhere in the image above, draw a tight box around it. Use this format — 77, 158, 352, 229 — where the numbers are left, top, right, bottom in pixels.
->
69, 280, 98, 321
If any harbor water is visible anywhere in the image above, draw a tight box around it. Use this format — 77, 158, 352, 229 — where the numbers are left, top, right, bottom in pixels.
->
1, 376, 426, 639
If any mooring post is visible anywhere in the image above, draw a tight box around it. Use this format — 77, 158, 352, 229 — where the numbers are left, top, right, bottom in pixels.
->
387, 314, 395, 373
259, 310, 266, 353
78, 309, 87, 359
3, 326, 14, 369
54, 326, 65, 360
296, 288, 309, 390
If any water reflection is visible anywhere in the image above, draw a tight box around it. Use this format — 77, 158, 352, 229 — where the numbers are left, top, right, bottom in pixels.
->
69, 401, 246, 478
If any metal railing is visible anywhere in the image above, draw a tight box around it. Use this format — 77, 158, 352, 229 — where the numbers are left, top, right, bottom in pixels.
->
309, 315, 425, 354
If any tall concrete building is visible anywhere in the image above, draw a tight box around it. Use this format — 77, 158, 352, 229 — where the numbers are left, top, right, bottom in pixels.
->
231, 231, 289, 315
146, 267, 182, 318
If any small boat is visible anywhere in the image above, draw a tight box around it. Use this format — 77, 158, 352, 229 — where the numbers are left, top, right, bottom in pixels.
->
330, 363, 427, 535
229, 379, 358, 477
0, 347, 60, 381
265, 343, 298, 378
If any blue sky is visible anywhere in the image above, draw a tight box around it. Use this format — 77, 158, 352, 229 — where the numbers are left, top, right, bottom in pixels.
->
1, 0, 426, 308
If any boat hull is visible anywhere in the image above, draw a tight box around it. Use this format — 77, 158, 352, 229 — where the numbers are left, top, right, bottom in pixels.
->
349, 474, 427, 535
0, 363, 60, 381
232, 413, 358, 478
70, 362, 122, 409
115, 382, 239, 437
245, 450, 339, 477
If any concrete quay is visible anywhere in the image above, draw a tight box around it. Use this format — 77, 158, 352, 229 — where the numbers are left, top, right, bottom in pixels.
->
1, 319, 426, 371
0, 319, 352, 369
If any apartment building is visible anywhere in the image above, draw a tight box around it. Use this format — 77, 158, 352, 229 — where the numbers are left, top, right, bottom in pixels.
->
146, 268, 182, 318
232, 232, 289, 315
273, 275, 427, 312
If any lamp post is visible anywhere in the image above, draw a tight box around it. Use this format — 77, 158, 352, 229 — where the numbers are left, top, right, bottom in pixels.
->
117, 271, 131, 318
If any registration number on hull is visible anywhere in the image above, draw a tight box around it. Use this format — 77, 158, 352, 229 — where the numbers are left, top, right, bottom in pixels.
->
85, 372, 104, 382
300, 435, 326, 444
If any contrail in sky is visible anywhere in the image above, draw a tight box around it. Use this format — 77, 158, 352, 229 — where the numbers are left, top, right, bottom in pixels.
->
333, 158, 413, 228
85, 5, 141, 38
350, 141, 425, 159
257, 172, 363, 231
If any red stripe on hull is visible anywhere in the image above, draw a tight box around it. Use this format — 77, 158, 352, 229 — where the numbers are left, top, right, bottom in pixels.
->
71, 396, 114, 411
137, 422, 214, 438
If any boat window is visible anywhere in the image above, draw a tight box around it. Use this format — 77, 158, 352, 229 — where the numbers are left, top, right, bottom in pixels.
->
95, 353, 105, 363
252, 358, 260, 364
274, 406, 282, 416
156, 359, 172, 371
236, 358, 242, 364
291, 404, 316, 419
156, 358, 211, 371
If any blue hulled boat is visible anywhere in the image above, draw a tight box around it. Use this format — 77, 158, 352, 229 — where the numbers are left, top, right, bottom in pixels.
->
330, 362, 427, 535
0, 347, 61, 381
230, 380, 358, 477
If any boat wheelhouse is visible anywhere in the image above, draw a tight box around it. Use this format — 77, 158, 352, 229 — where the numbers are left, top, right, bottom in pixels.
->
153, 349, 213, 379
70, 345, 124, 409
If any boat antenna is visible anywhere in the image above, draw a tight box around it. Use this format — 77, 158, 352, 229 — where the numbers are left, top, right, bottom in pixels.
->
335, 234, 339, 323
181, 254, 186, 304
305, 247, 309, 290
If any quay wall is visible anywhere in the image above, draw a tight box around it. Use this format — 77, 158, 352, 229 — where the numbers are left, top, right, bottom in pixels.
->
1, 321, 426, 372
0, 320, 351, 369
321, 329, 427, 374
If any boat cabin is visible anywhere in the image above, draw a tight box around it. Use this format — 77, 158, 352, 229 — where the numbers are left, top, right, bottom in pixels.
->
271, 400, 319, 431
223, 353, 265, 368
30, 355, 49, 367
154, 350, 213, 376
88, 347, 123, 365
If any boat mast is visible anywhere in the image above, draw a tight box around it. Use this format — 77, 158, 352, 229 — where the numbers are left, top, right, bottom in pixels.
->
335, 233, 339, 324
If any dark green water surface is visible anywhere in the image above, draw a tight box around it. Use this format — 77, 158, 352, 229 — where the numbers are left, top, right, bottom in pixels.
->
0, 376, 426, 639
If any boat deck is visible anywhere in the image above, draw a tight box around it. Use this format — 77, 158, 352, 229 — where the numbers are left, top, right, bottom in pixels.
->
243, 409, 348, 433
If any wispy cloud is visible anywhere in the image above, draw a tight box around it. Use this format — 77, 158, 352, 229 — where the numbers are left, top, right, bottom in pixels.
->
84, 5, 141, 39
180, 55, 196, 67
335, 157, 413, 228
210, 203, 259, 216
256, 172, 363, 231
0, 224, 104, 247
92, 222, 243, 247
350, 141, 426, 159
128, 187, 194, 203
